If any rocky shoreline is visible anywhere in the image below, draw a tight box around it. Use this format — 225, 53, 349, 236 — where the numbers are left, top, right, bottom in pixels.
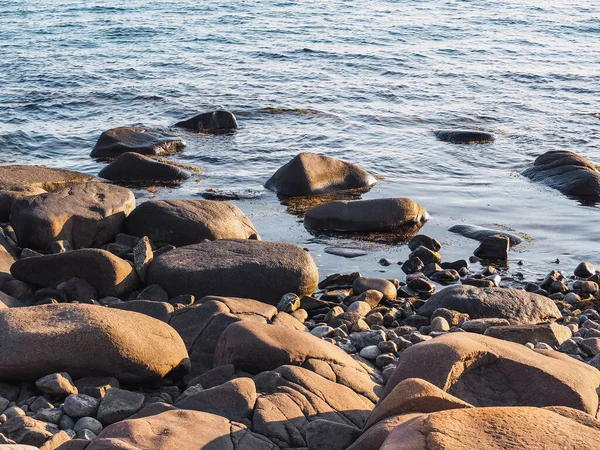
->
1, 112, 600, 449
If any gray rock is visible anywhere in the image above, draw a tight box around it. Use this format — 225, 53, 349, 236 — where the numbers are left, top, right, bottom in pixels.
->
434, 129, 495, 144
58, 414, 75, 431
34, 407, 63, 425
417, 285, 561, 324
132, 236, 153, 282
431, 316, 450, 332
461, 318, 510, 333
522, 150, 600, 197
408, 235, 441, 252
91, 126, 185, 158
311, 326, 334, 338
359, 345, 381, 360
63, 394, 100, 418
73, 417, 102, 435
575, 262, 597, 278
96, 389, 144, 425
473, 235, 510, 260
276, 293, 300, 313
98, 152, 190, 185
29, 396, 53, 413
448, 224, 522, 246
353, 277, 397, 301
349, 330, 386, 350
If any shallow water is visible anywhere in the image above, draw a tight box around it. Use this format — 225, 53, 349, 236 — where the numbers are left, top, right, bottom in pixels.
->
1, 0, 599, 282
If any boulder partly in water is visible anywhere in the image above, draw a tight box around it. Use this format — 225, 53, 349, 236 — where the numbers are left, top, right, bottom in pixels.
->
90, 127, 185, 158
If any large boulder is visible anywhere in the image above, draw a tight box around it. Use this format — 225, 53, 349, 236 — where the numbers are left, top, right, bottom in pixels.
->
304, 198, 429, 233
433, 129, 495, 144
383, 332, 600, 415
98, 152, 189, 185
375, 406, 600, 450
11, 182, 135, 250
11, 249, 141, 297
448, 224, 522, 246
0, 165, 97, 221
168, 296, 277, 377
0, 304, 189, 382
265, 152, 376, 197
126, 200, 260, 246
214, 321, 381, 403
84, 409, 277, 450
174, 110, 238, 132
90, 127, 186, 158
523, 150, 600, 197
417, 285, 561, 324
146, 240, 318, 304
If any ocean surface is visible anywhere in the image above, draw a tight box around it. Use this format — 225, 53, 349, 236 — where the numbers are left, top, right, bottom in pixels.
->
1, 0, 599, 282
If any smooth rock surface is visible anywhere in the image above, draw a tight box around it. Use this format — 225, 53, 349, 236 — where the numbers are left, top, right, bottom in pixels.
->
147, 239, 318, 305
98, 152, 189, 184
175, 110, 238, 132
126, 200, 259, 246
91, 127, 185, 158
448, 224, 522, 246
265, 152, 376, 196
433, 129, 495, 143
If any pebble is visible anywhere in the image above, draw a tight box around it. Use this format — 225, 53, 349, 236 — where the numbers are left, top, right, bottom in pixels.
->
349, 330, 386, 349
63, 394, 100, 418
73, 417, 103, 435
311, 325, 334, 338
35, 372, 78, 396
359, 345, 381, 360
277, 293, 301, 313
431, 316, 450, 332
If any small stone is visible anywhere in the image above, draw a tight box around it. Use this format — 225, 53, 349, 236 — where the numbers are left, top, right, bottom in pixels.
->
96, 388, 144, 424
35, 373, 77, 396
378, 341, 398, 353
351, 319, 370, 333
441, 260, 469, 272
461, 318, 510, 333
422, 263, 442, 278
349, 330, 386, 349
132, 236, 153, 282
29, 396, 53, 413
63, 394, 100, 418
394, 336, 413, 351
409, 246, 441, 265
378, 258, 392, 267
310, 326, 334, 338
407, 277, 436, 298
74, 377, 120, 398
73, 417, 103, 435
408, 235, 441, 252
580, 281, 599, 294
408, 332, 432, 344
558, 339, 585, 356
359, 345, 381, 360
564, 293, 581, 305
59, 414, 75, 430
34, 407, 63, 425
3, 406, 25, 419
461, 278, 495, 288
579, 338, 600, 356
277, 293, 301, 313
136, 284, 169, 302
430, 316, 450, 332
430, 269, 460, 284
431, 308, 469, 327
403, 314, 430, 328
375, 353, 396, 368
76, 429, 97, 440
534, 343, 553, 350
347, 301, 371, 317
354, 290, 383, 308
365, 312, 384, 327
473, 235, 510, 260
401, 257, 424, 275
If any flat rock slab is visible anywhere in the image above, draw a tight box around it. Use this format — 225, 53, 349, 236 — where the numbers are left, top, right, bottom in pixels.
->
98, 152, 189, 185
0, 165, 97, 221
11, 249, 141, 298
90, 127, 186, 158
11, 182, 135, 250
265, 152, 376, 197
417, 284, 561, 324
383, 332, 600, 415
304, 198, 429, 233
448, 224, 522, 246
324, 246, 368, 258
146, 239, 318, 305
126, 199, 260, 247
377, 406, 600, 450
433, 129, 495, 143
523, 150, 600, 197
0, 304, 189, 383
175, 110, 238, 132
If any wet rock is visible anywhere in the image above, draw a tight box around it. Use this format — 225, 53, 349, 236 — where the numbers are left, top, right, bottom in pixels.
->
433, 129, 495, 144
383, 332, 600, 414
90, 127, 185, 158
126, 199, 259, 247
523, 150, 600, 197
11, 183, 135, 250
323, 246, 368, 258
408, 246, 441, 265
407, 235, 441, 252
265, 152, 376, 196
98, 152, 189, 185
417, 285, 561, 324
35, 373, 77, 396
11, 249, 141, 298
304, 198, 428, 233
473, 234, 509, 260
401, 257, 423, 275
0, 304, 189, 382
430, 269, 460, 283
147, 240, 318, 305
175, 110, 238, 132
96, 388, 145, 425
407, 278, 436, 298
448, 224, 522, 246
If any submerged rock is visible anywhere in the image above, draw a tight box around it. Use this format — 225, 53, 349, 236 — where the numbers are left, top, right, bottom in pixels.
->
174, 110, 238, 132
433, 129, 495, 143
11, 182, 135, 250
0, 304, 189, 382
90, 127, 186, 158
98, 152, 190, 184
304, 198, 429, 233
448, 224, 522, 246
147, 239, 318, 305
265, 152, 376, 197
522, 150, 600, 197
126, 200, 259, 246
